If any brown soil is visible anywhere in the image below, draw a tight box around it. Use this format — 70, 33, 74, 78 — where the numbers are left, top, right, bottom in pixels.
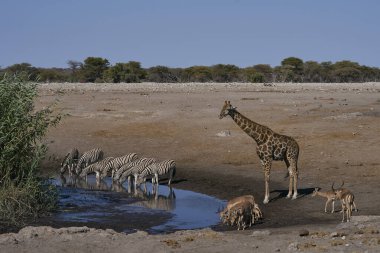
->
2, 82, 380, 252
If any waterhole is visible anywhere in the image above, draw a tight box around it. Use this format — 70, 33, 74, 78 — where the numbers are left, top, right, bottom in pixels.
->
47, 175, 226, 234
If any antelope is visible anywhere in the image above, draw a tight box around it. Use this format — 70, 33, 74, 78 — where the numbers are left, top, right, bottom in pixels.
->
311, 187, 337, 213
219, 195, 263, 229
332, 181, 358, 212
220, 195, 256, 223
332, 182, 356, 222
227, 201, 262, 230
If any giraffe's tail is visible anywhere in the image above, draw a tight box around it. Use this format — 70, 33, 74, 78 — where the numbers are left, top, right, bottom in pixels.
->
284, 171, 290, 179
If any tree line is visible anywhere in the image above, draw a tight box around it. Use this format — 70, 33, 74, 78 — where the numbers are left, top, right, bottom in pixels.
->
1, 56, 380, 83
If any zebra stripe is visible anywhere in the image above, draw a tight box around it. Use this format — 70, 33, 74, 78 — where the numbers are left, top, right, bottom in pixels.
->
103, 153, 138, 178
113, 157, 155, 181
76, 148, 104, 174
117, 158, 156, 184
60, 148, 79, 176
80, 157, 114, 179
137, 160, 176, 186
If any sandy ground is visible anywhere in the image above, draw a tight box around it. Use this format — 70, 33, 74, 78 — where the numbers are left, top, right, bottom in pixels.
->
2, 82, 380, 252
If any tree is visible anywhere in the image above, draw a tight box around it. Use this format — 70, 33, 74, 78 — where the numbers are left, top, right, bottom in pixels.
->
38, 68, 69, 83
253, 64, 273, 82
243, 67, 264, 83
67, 60, 82, 82
332, 67, 362, 82
211, 64, 240, 82
331, 61, 362, 82
79, 57, 110, 82
303, 61, 322, 82
280, 57, 304, 82
103, 61, 146, 83
182, 66, 212, 82
319, 61, 333, 82
4, 63, 40, 81
281, 57, 304, 72
147, 66, 179, 82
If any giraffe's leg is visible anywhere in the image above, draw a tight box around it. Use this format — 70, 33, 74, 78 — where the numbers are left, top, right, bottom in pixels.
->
291, 160, 299, 200
262, 159, 272, 204
286, 175, 294, 199
284, 158, 293, 199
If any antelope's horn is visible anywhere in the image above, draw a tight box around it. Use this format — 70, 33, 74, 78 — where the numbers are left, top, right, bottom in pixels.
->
332, 182, 335, 191
340, 180, 344, 188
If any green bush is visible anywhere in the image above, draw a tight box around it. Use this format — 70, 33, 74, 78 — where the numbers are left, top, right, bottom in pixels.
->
0, 74, 60, 225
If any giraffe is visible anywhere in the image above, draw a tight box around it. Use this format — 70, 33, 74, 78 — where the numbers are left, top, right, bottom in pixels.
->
219, 101, 299, 204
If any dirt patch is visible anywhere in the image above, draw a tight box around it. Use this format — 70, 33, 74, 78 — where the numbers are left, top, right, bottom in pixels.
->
26, 83, 379, 246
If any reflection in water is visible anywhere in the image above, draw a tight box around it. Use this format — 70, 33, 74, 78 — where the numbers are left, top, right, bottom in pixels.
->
55, 174, 225, 233
132, 186, 176, 212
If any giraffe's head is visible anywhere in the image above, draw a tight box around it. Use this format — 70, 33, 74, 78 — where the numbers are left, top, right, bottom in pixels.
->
219, 100, 236, 119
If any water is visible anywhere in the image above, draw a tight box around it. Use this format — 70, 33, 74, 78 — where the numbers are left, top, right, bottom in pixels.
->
51, 175, 226, 234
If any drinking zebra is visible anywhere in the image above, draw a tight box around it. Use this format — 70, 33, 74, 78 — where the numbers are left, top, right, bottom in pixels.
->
103, 153, 138, 179
79, 157, 114, 181
75, 148, 104, 175
136, 159, 176, 187
117, 158, 156, 185
112, 157, 143, 181
60, 148, 79, 176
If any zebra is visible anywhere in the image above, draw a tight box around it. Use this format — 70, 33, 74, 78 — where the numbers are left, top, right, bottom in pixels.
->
75, 148, 104, 175
79, 157, 114, 181
129, 160, 158, 189
116, 158, 156, 185
103, 153, 138, 179
136, 160, 176, 187
113, 157, 155, 182
60, 148, 79, 176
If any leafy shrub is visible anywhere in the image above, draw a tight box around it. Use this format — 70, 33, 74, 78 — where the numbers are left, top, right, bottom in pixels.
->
0, 74, 60, 225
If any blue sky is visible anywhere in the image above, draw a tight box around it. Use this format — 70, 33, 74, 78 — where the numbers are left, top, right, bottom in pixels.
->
1, 0, 379, 68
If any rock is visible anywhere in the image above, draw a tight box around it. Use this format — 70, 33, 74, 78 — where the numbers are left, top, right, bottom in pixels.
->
105, 229, 118, 235
288, 242, 299, 251
0, 236, 18, 245
62, 227, 91, 234
330, 231, 347, 238
216, 130, 231, 137
250, 230, 271, 237
299, 229, 309, 237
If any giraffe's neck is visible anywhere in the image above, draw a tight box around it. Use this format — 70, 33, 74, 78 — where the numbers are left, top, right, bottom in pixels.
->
229, 110, 268, 144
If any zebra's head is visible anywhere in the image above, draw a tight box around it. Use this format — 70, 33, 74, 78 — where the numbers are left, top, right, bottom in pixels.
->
219, 100, 236, 119
135, 175, 145, 186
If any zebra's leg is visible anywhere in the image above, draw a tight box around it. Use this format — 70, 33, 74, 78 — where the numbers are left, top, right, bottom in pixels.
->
168, 168, 174, 186
127, 175, 132, 187
127, 183, 132, 194
143, 178, 147, 193
155, 173, 159, 186
134, 174, 139, 189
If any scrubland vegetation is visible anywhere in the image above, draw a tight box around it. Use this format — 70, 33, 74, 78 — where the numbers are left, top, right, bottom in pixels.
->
1, 56, 380, 83
0, 75, 60, 225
